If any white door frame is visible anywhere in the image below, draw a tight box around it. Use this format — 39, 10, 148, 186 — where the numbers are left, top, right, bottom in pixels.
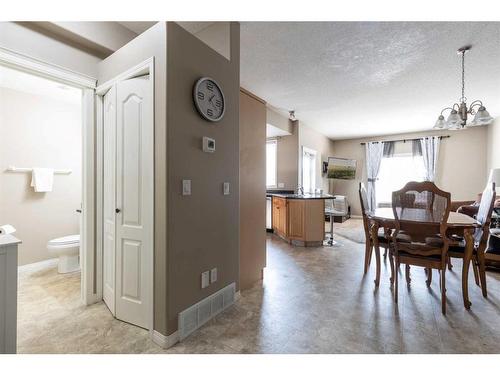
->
0, 46, 98, 305
95, 57, 155, 332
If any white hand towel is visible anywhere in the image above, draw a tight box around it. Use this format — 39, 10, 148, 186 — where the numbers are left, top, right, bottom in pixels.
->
30, 168, 54, 192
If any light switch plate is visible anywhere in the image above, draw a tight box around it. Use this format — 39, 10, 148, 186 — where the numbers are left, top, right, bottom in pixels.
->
223, 182, 230, 195
182, 179, 191, 196
201, 271, 210, 289
210, 268, 217, 283
202, 136, 216, 153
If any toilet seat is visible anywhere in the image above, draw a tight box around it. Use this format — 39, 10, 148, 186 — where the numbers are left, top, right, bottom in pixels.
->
47, 234, 80, 249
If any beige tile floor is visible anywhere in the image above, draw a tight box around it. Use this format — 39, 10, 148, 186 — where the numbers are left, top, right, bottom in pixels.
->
17, 220, 500, 353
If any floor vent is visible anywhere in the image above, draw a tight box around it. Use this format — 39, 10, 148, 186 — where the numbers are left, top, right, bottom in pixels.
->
178, 282, 236, 340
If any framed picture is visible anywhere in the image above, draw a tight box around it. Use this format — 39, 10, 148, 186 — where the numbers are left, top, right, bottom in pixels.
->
327, 157, 357, 180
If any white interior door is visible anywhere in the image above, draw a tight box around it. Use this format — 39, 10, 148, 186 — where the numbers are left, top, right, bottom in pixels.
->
114, 75, 153, 329
103, 86, 116, 315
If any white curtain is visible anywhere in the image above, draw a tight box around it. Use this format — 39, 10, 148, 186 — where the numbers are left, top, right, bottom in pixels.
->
365, 142, 385, 212
420, 137, 440, 181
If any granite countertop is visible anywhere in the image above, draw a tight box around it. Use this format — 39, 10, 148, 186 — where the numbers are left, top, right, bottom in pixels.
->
267, 193, 334, 200
0, 235, 21, 248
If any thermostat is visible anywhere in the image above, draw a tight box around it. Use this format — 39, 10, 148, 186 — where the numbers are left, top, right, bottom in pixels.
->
202, 137, 216, 153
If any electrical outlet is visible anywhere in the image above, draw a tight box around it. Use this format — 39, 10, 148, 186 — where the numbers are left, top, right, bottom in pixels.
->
182, 179, 191, 196
223, 182, 230, 195
278, 182, 285, 188
201, 271, 210, 289
210, 268, 217, 283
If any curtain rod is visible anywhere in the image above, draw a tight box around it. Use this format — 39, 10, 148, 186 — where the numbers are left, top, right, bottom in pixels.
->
359, 135, 450, 146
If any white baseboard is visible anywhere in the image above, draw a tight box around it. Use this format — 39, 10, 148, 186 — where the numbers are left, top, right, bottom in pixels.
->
151, 330, 179, 349
18, 258, 58, 274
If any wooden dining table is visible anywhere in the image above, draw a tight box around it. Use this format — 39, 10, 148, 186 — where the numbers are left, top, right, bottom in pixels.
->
367, 207, 480, 309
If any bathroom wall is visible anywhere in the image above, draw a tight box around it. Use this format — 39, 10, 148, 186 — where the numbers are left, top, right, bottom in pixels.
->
0, 87, 82, 266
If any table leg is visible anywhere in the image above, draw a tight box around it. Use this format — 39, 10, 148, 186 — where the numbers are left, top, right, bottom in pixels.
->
462, 229, 474, 309
370, 222, 381, 287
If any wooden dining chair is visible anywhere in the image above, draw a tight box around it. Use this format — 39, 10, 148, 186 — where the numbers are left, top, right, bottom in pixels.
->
448, 182, 496, 298
359, 182, 391, 274
390, 181, 452, 314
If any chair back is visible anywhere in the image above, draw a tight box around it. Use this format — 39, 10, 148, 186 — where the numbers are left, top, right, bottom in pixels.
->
474, 182, 496, 246
391, 181, 451, 253
332, 195, 348, 215
359, 183, 371, 242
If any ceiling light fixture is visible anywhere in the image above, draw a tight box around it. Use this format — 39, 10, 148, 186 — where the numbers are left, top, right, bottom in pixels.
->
434, 45, 494, 130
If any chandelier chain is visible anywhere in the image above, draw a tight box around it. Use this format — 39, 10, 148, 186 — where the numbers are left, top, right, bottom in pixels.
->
461, 50, 466, 103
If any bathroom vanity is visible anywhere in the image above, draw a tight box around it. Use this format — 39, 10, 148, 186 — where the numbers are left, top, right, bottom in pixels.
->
269, 193, 332, 246
0, 235, 21, 353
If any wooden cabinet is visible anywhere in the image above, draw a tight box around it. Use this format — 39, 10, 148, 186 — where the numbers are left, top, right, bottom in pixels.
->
271, 196, 325, 246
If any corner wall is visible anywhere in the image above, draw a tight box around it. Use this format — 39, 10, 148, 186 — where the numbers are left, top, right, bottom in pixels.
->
487, 117, 500, 172
332, 127, 489, 216
166, 22, 240, 334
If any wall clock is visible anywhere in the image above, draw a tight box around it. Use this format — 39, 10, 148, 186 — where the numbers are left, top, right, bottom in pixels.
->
193, 77, 225, 122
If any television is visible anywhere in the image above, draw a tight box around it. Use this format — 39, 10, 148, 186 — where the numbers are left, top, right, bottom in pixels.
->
327, 157, 357, 180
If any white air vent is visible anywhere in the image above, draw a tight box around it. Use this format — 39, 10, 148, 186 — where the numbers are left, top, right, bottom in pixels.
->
178, 282, 236, 340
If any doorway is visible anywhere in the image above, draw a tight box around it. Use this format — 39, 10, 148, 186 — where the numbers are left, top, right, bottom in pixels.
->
97, 60, 154, 330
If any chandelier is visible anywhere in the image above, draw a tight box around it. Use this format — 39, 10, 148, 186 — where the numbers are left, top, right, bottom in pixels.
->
434, 45, 493, 130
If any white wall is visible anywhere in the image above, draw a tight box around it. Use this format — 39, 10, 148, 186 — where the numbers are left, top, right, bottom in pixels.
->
331, 127, 489, 216
299, 122, 334, 194
0, 87, 82, 266
487, 117, 500, 172
0, 22, 100, 78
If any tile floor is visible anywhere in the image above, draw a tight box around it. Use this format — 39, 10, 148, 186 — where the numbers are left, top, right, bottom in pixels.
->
17, 219, 500, 353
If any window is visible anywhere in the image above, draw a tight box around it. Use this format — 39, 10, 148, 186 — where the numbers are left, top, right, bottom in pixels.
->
376, 153, 426, 205
302, 147, 317, 193
266, 140, 277, 188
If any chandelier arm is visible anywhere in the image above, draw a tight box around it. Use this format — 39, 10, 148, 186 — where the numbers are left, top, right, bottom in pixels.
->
440, 107, 454, 116
452, 103, 460, 111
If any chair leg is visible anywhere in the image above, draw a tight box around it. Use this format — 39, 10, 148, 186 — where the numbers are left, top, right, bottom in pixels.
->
405, 264, 411, 285
394, 257, 399, 304
389, 248, 395, 285
472, 256, 480, 287
478, 251, 488, 298
425, 267, 432, 287
383, 248, 388, 258
441, 267, 446, 315
363, 242, 372, 275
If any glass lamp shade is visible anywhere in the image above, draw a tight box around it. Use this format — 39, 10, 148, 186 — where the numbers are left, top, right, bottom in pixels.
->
434, 114, 446, 129
446, 110, 462, 129
470, 106, 494, 126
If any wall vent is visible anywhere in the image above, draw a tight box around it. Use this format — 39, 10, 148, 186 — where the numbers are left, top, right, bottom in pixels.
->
178, 282, 236, 340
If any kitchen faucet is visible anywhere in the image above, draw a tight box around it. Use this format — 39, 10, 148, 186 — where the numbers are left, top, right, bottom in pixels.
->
297, 186, 304, 195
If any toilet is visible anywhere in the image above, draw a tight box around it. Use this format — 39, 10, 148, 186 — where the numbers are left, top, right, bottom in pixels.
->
47, 234, 80, 273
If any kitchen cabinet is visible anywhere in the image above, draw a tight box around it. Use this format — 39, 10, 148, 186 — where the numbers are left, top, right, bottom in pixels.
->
271, 195, 327, 246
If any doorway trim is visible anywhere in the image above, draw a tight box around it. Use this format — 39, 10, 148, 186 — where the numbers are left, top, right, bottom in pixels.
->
95, 57, 155, 333
0, 46, 98, 305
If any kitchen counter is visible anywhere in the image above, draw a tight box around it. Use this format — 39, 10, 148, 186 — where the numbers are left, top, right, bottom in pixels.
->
267, 193, 333, 200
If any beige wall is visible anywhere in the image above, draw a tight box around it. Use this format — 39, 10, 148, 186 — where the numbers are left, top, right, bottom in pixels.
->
97, 22, 169, 335
0, 22, 100, 78
332, 127, 489, 216
239, 90, 266, 290
165, 22, 240, 334
272, 121, 299, 190
0, 87, 81, 265
299, 122, 334, 194
487, 117, 500, 173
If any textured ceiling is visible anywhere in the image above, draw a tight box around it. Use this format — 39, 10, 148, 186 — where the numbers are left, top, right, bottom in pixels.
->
240, 22, 500, 139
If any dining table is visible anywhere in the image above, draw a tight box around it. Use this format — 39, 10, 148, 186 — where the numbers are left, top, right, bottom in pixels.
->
367, 207, 480, 309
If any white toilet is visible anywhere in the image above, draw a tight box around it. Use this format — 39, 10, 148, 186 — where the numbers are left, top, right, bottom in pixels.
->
47, 234, 80, 273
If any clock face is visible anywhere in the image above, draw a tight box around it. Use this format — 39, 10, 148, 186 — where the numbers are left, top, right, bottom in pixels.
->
193, 77, 225, 122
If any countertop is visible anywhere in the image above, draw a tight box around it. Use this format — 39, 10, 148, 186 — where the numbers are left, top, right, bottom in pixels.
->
267, 193, 334, 200
0, 235, 21, 248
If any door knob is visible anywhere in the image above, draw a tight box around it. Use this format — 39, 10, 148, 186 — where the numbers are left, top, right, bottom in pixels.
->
115, 208, 121, 213
76, 209, 82, 213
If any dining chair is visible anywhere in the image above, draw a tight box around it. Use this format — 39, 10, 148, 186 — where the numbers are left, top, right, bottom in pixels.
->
390, 181, 451, 314
359, 182, 391, 274
448, 182, 496, 298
